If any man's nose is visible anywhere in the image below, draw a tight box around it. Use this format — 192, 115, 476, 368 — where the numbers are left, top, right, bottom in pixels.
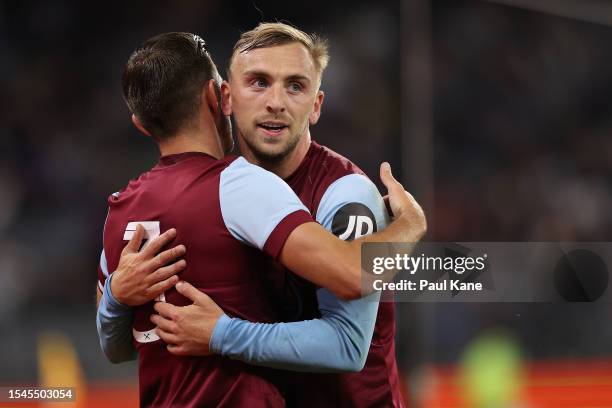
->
266, 84, 286, 114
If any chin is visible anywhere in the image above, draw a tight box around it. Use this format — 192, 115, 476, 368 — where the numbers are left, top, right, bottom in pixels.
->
252, 145, 290, 163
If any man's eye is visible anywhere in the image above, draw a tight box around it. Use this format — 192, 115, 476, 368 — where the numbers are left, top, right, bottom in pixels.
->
253, 79, 267, 88
289, 83, 302, 92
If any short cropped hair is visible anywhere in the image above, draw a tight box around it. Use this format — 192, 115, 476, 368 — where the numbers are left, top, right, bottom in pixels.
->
230, 22, 329, 81
122, 32, 221, 139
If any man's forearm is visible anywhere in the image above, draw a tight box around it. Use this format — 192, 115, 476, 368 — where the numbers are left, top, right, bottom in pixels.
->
96, 274, 137, 363
358, 211, 425, 245
210, 289, 380, 372
281, 212, 424, 301
338, 213, 424, 298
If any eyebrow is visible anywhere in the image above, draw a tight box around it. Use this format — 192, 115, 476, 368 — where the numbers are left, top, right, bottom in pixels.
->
242, 69, 311, 84
286, 74, 311, 84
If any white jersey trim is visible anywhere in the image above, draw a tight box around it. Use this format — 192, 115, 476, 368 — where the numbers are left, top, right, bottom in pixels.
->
133, 328, 160, 343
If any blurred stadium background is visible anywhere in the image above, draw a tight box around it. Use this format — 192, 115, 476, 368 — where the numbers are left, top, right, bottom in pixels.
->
1, 0, 612, 406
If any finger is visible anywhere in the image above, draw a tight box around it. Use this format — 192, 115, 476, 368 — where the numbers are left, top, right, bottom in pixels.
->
146, 275, 180, 299
175, 281, 206, 304
379, 162, 402, 193
145, 245, 186, 270
150, 313, 178, 333
155, 327, 180, 345
147, 259, 186, 285
141, 228, 177, 258
123, 224, 145, 254
167, 344, 189, 356
154, 301, 180, 320
382, 194, 392, 216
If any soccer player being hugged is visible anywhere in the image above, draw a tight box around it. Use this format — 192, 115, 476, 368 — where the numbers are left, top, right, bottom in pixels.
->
97, 27, 426, 408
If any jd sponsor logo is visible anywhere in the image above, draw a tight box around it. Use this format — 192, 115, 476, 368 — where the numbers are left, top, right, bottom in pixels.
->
332, 203, 377, 240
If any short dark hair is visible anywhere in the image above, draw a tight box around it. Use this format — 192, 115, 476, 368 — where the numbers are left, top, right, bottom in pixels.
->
122, 32, 220, 139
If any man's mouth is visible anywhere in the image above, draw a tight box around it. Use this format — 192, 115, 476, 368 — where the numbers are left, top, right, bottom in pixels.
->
258, 122, 288, 136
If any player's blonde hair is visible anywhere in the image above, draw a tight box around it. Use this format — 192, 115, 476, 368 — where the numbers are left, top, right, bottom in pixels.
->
230, 22, 329, 82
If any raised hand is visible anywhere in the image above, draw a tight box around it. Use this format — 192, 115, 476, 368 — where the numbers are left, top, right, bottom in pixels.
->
379, 162, 427, 238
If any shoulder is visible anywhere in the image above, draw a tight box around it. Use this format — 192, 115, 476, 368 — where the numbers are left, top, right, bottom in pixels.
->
316, 173, 388, 236
219, 156, 304, 210
309, 144, 389, 235
106, 170, 149, 205
308, 142, 374, 202
219, 156, 291, 189
305, 142, 369, 214
311, 142, 366, 181
218, 156, 310, 253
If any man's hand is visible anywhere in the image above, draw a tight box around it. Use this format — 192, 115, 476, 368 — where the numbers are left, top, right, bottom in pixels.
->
379, 162, 427, 238
151, 281, 224, 356
111, 224, 187, 306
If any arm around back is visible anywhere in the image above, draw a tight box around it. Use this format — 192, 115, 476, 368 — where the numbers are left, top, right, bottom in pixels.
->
280, 163, 427, 300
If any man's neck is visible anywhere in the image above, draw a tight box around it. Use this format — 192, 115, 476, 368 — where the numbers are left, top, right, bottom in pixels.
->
241, 131, 311, 179
158, 129, 223, 159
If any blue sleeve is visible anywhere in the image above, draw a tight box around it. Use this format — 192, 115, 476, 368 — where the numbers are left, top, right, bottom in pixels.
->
210, 173, 389, 372
96, 251, 137, 363
219, 157, 310, 249
210, 290, 380, 372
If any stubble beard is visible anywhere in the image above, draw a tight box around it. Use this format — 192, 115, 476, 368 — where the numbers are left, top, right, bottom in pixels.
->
242, 123, 305, 164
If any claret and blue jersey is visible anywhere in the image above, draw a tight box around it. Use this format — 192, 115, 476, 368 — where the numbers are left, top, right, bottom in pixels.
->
269, 141, 404, 408
98, 152, 313, 408
210, 142, 405, 407
97, 143, 406, 407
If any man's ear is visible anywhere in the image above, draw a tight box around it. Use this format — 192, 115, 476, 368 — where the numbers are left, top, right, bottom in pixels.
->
220, 80, 232, 116
309, 90, 324, 125
131, 114, 152, 137
204, 79, 219, 116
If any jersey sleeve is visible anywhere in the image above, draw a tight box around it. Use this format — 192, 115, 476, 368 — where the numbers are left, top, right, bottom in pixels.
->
96, 208, 136, 363
219, 157, 314, 259
208, 173, 389, 372
98, 249, 110, 292
315, 173, 390, 236
210, 289, 380, 372
97, 207, 113, 292
96, 273, 137, 363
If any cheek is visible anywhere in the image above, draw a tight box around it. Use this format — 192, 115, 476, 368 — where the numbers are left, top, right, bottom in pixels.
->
231, 96, 252, 118
232, 107, 256, 131
290, 100, 315, 124
233, 112, 249, 129
233, 88, 255, 105
237, 92, 263, 112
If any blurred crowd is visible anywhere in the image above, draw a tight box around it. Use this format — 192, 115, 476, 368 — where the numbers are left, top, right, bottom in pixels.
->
1, 0, 610, 380
416, 0, 612, 368
433, 1, 612, 242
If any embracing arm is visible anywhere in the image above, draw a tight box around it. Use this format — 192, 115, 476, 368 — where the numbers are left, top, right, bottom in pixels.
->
96, 276, 136, 363
280, 163, 426, 300
152, 168, 402, 371
209, 289, 380, 372
95, 226, 186, 363
219, 160, 425, 301
152, 280, 379, 372
203, 170, 390, 371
